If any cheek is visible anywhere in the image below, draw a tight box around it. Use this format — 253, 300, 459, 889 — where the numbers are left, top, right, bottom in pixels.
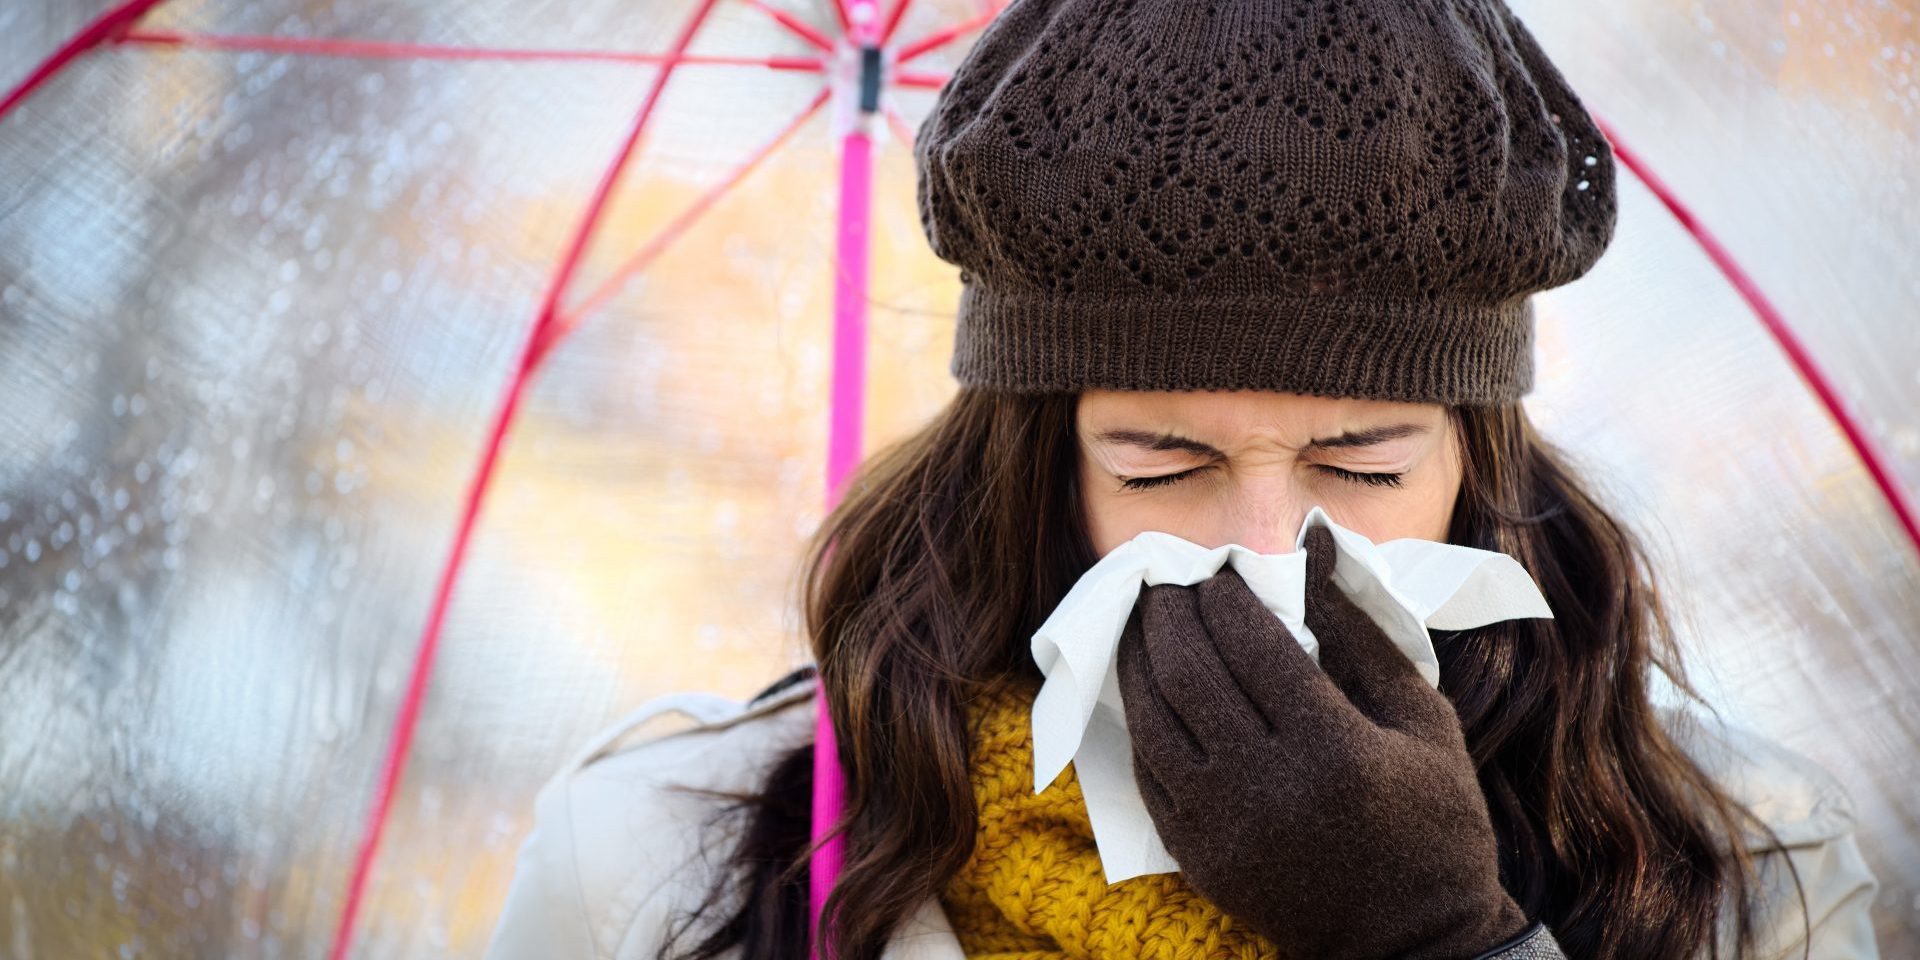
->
1346, 466, 1458, 543
1342, 496, 1451, 543
1079, 468, 1133, 556
1086, 498, 1157, 555
1079, 458, 1191, 555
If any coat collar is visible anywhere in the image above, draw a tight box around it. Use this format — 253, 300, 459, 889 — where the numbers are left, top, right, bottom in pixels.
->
581, 669, 1862, 958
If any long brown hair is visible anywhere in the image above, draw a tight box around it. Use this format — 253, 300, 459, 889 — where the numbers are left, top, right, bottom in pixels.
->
657, 387, 1805, 960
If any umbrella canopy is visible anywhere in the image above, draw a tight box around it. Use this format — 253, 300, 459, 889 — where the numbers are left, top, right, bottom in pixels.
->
0, 1, 1914, 958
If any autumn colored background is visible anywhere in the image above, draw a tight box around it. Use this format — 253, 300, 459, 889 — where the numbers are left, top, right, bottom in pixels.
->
0, 0, 1915, 956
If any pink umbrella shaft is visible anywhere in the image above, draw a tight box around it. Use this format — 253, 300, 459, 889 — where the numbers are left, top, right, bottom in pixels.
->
812, 102, 875, 952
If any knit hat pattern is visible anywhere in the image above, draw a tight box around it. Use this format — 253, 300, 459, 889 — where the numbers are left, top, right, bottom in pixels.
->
914, 0, 1618, 405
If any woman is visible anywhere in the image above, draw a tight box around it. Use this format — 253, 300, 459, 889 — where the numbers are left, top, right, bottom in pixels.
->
485, 0, 1882, 957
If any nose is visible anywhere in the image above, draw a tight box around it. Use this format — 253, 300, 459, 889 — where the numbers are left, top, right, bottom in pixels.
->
1220, 500, 1306, 555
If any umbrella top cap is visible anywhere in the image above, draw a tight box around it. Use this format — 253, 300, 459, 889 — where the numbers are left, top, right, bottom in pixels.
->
913, 0, 1618, 406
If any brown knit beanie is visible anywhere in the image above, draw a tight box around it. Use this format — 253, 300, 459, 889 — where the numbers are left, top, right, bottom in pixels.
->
913, 0, 1618, 406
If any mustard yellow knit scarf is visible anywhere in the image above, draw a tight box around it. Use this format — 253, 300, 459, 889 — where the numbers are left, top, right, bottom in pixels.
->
938, 679, 1284, 960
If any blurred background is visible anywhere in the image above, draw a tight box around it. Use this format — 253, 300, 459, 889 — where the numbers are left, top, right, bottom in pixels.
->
0, 0, 1914, 956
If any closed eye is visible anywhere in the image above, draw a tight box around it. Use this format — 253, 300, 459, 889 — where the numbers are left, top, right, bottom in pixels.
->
1118, 468, 1203, 490
1117, 465, 1406, 490
1317, 465, 1406, 488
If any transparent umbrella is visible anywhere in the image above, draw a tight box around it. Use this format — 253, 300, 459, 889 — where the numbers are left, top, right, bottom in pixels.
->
0, 0, 1914, 958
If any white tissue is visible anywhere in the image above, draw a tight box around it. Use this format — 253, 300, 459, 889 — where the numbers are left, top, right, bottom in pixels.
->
1028, 504, 1554, 884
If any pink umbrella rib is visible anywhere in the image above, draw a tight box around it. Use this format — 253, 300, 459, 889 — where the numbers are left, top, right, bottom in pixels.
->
325, 1, 732, 958
115, 28, 824, 72
892, 70, 950, 90
892, 8, 998, 65
557, 85, 833, 337
823, 0, 856, 41
0, 0, 171, 122
1594, 116, 1920, 557
882, 103, 917, 151
736, 0, 838, 53
880, 0, 916, 46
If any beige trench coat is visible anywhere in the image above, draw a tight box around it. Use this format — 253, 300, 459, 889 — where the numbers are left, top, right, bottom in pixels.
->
483, 671, 1881, 960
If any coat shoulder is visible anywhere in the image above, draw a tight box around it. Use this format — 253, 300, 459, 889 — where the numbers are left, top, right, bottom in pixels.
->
484, 667, 820, 960
1654, 703, 1882, 959
1652, 702, 1859, 851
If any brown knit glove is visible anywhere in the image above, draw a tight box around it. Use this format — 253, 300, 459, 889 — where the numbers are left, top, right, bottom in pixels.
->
1114, 524, 1535, 960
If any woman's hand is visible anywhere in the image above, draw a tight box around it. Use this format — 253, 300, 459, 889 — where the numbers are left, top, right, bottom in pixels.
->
1114, 524, 1534, 960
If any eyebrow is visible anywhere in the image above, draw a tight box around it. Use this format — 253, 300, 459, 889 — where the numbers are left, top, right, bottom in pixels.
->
1093, 422, 1431, 456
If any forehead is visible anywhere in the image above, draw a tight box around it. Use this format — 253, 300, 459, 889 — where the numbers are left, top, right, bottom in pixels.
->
1076, 388, 1442, 438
